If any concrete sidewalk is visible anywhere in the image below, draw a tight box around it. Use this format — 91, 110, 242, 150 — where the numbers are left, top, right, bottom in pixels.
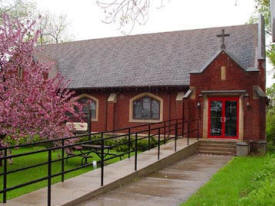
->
3, 138, 198, 206
79, 154, 232, 206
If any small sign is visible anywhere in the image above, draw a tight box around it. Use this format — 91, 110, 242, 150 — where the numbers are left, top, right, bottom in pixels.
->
93, 160, 97, 168
66, 122, 88, 131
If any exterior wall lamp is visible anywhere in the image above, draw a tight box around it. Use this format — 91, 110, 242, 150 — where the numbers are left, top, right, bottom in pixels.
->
197, 101, 201, 108
244, 94, 251, 107
197, 94, 203, 109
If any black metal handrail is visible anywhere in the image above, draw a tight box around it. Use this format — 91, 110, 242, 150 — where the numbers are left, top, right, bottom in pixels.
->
0, 118, 183, 151
0, 118, 200, 206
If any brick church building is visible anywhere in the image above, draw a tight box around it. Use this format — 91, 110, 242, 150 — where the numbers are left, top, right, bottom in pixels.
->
37, 17, 267, 142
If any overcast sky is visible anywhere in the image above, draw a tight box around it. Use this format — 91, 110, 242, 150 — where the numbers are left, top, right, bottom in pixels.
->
35, 0, 274, 86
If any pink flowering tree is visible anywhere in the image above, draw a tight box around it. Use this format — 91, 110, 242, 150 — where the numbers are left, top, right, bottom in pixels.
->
0, 15, 83, 148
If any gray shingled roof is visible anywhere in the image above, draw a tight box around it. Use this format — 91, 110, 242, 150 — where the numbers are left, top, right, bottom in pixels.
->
36, 24, 258, 89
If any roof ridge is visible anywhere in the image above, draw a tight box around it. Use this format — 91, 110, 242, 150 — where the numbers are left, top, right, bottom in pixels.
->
40, 23, 258, 47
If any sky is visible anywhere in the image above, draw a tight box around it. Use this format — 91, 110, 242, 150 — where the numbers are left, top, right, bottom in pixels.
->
35, 0, 274, 86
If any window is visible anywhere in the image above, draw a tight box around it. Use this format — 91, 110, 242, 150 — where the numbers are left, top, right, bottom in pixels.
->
66, 95, 98, 123
78, 97, 97, 120
133, 96, 160, 120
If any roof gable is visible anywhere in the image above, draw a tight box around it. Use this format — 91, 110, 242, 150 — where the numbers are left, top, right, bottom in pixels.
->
190, 50, 259, 74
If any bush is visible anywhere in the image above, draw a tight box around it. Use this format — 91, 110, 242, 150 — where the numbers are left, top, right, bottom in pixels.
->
75, 133, 158, 153
136, 136, 158, 151
105, 136, 157, 152
3, 134, 42, 147
238, 154, 275, 206
266, 109, 275, 145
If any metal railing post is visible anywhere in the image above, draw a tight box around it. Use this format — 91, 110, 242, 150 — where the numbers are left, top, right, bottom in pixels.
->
187, 121, 190, 145
175, 121, 178, 152
158, 128, 160, 160
88, 109, 92, 141
100, 132, 104, 186
148, 124, 151, 150
48, 149, 52, 206
3, 148, 7, 203
135, 132, 138, 171
61, 139, 65, 182
164, 121, 166, 143
182, 119, 184, 138
168, 120, 171, 140
128, 128, 131, 159
197, 119, 200, 140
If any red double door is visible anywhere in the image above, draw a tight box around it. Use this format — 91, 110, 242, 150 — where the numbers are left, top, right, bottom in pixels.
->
208, 97, 239, 139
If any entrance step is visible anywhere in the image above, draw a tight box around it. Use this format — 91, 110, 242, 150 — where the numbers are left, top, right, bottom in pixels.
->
199, 150, 235, 156
199, 146, 236, 152
198, 140, 236, 155
199, 142, 236, 148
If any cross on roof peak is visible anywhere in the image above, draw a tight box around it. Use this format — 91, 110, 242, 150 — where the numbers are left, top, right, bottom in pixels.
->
216, 29, 230, 50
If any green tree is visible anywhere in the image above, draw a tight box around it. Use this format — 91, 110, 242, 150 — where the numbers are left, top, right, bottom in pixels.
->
37, 11, 72, 45
0, 0, 72, 44
0, 0, 35, 22
250, 0, 275, 145
266, 84, 275, 144
250, 0, 275, 67
267, 83, 275, 98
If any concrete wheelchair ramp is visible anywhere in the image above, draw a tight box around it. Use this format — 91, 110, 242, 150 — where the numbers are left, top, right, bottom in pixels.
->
79, 154, 232, 206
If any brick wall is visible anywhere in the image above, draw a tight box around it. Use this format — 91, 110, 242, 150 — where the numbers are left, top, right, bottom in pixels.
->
73, 89, 186, 133
71, 51, 266, 141
189, 51, 266, 141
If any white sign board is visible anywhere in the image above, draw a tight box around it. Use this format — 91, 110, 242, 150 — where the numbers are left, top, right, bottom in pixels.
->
66, 122, 88, 131
272, 0, 275, 42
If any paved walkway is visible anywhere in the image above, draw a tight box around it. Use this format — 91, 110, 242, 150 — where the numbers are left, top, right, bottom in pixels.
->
79, 154, 232, 206
4, 138, 198, 206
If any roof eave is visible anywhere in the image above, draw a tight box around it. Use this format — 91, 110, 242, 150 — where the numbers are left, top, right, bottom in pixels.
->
69, 84, 190, 90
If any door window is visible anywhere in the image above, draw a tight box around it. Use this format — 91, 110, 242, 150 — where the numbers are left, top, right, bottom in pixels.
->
208, 97, 239, 138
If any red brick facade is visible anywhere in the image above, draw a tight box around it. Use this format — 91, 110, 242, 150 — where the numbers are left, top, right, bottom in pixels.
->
74, 89, 187, 132
188, 51, 266, 141
73, 51, 266, 141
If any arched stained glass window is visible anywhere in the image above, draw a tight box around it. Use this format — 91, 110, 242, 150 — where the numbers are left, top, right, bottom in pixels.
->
78, 97, 96, 120
133, 96, 160, 120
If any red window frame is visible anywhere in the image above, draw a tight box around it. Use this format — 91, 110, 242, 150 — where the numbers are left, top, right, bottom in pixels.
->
208, 97, 239, 139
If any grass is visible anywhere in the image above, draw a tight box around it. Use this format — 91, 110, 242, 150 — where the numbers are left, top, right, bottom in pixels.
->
181, 149, 275, 206
0, 146, 128, 202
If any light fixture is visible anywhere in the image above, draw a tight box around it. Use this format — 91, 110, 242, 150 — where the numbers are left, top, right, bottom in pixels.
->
244, 94, 250, 107
197, 101, 201, 108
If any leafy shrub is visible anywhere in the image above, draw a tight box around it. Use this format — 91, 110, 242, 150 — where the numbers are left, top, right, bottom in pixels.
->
238, 154, 275, 206
136, 136, 158, 151
105, 136, 157, 152
266, 109, 275, 145
75, 133, 158, 153
3, 134, 42, 147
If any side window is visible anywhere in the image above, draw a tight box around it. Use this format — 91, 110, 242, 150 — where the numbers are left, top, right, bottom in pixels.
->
78, 97, 97, 120
133, 96, 160, 120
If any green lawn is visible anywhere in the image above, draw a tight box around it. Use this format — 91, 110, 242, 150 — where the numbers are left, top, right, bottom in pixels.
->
0, 146, 128, 202
181, 149, 275, 206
